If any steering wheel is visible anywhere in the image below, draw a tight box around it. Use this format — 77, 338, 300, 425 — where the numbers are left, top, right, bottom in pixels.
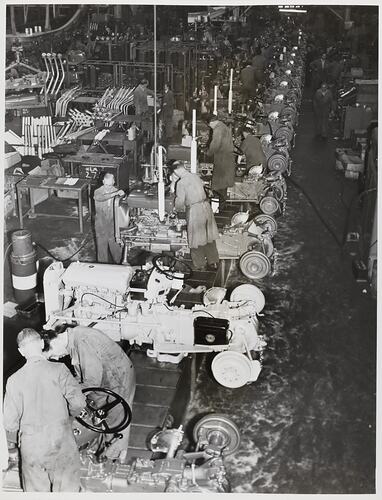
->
76, 387, 132, 434
152, 254, 193, 280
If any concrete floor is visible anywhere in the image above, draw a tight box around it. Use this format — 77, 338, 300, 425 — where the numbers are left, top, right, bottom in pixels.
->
187, 97, 376, 493
3, 95, 376, 493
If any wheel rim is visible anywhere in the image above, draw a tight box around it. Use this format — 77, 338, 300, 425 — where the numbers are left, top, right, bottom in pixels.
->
230, 284, 265, 312
254, 214, 278, 234
267, 152, 288, 173
274, 126, 293, 143
211, 352, 252, 389
193, 413, 241, 454
239, 250, 271, 279
260, 196, 280, 215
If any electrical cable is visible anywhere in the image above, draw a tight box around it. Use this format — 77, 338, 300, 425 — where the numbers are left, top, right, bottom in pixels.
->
369, 240, 377, 250
193, 310, 215, 318
287, 176, 343, 248
34, 229, 93, 263
80, 292, 118, 307
3, 243, 13, 264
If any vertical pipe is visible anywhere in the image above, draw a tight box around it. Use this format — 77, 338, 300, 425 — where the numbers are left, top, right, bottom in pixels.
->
228, 68, 233, 114
45, 4, 51, 31
213, 85, 218, 115
10, 5, 17, 35
158, 146, 165, 221
190, 109, 197, 174
154, 5, 157, 172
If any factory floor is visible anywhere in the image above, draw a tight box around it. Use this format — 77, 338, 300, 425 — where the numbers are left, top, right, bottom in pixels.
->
3, 95, 376, 493
187, 96, 376, 493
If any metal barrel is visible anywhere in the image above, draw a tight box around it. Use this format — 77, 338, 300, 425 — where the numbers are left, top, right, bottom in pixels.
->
11, 229, 33, 256
10, 230, 37, 306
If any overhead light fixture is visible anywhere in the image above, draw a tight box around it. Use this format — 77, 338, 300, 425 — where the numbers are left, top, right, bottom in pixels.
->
278, 6, 307, 14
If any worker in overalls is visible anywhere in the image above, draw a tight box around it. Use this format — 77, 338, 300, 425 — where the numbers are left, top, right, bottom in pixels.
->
94, 172, 124, 264
161, 82, 174, 146
168, 161, 220, 271
313, 82, 335, 140
240, 126, 267, 173
3, 328, 86, 492
43, 324, 136, 462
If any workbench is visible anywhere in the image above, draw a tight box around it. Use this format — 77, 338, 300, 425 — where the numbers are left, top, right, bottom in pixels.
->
16, 176, 91, 233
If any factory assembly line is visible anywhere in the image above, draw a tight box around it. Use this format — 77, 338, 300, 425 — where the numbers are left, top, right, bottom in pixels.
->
2, 4, 313, 493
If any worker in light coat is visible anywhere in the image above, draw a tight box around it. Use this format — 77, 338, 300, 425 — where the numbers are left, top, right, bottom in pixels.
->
43, 324, 136, 462
161, 82, 174, 145
3, 328, 86, 492
206, 115, 236, 201
313, 82, 335, 139
94, 172, 124, 264
169, 162, 220, 271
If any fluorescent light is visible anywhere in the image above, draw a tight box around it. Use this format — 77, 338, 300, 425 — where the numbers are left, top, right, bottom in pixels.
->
279, 8, 307, 13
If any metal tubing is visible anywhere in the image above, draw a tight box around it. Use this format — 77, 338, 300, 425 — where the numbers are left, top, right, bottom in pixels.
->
55, 54, 66, 96
51, 54, 60, 95
45, 53, 55, 94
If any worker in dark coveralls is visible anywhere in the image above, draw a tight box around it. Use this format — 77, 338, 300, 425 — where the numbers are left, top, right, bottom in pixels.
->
252, 48, 266, 83
133, 78, 152, 115
205, 114, 236, 202
3, 328, 86, 492
161, 82, 174, 145
169, 162, 220, 271
240, 61, 256, 100
313, 82, 335, 140
94, 172, 124, 264
43, 324, 136, 462
241, 127, 266, 173
310, 52, 330, 93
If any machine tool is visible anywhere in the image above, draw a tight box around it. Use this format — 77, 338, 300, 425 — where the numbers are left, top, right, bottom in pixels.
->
43, 259, 267, 388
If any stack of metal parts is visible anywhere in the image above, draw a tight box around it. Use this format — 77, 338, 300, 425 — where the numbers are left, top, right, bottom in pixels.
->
93, 86, 135, 120
21, 115, 55, 157
53, 109, 94, 146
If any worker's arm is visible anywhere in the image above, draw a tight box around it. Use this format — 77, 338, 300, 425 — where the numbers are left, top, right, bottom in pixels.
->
94, 188, 124, 202
174, 180, 186, 212
3, 379, 21, 444
58, 364, 87, 417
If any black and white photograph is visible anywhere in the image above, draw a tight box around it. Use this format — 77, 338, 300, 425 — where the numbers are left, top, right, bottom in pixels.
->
1, 0, 379, 495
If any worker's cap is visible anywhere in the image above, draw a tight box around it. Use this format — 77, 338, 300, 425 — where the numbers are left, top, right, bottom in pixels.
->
166, 160, 183, 174
203, 113, 219, 124
17, 328, 41, 348
242, 125, 253, 134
